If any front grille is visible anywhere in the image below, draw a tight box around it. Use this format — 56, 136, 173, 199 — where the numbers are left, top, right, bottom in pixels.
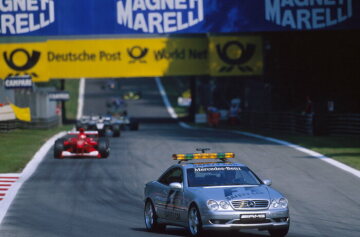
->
233, 219, 271, 224
231, 200, 269, 209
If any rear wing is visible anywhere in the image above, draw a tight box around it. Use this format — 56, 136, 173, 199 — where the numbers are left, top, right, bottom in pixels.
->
67, 131, 98, 135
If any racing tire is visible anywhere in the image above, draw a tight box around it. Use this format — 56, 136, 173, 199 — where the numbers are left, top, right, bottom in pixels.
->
268, 226, 289, 237
98, 138, 110, 158
130, 119, 139, 131
112, 125, 121, 137
54, 138, 65, 159
187, 204, 204, 237
144, 200, 166, 232
105, 128, 112, 137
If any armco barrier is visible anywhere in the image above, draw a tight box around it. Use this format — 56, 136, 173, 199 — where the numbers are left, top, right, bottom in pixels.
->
327, 114, 360, 135
238, 112, 314, 135
238, 112, 360, 136
0, 120, 18, 132
18, 116, 60, 129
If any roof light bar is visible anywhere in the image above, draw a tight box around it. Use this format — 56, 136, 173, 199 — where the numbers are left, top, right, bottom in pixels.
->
172, 152, 235, 161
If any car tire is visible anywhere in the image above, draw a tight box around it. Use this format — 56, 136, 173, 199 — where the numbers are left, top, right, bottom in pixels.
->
268, 226, 289, 237
113, 125, 121, 137
105, 128, 112, 137
144, 200, 166, 232
187, 204, 203, 237
130, 119, 139, 131
98, 138, 109, 158
54, 138, 65, 159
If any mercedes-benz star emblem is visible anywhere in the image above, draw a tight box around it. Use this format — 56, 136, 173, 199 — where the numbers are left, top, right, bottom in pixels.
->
247, 201, 255, 208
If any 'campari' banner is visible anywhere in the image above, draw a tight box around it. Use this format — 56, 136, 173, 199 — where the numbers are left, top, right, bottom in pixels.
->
0, 0, 359, 36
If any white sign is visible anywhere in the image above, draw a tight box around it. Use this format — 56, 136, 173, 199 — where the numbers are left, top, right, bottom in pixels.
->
265, 0, 353, 30
117, 0, 204, 33
48, 91, 70, 101
4, 75, 33, 88
0, 0, 55, 35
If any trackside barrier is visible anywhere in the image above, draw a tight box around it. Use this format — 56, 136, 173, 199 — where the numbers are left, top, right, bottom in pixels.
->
0, 116, 60, 132
327, 114, 360, 135
238, 112, 314, 135
237, 112, 360, 136
0, 120, 18, 132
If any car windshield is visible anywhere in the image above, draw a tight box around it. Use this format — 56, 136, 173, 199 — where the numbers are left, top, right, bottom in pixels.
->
187, 166, 261, 187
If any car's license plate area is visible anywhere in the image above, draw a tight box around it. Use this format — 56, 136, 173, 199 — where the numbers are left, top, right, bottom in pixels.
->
239, 214, 266, 224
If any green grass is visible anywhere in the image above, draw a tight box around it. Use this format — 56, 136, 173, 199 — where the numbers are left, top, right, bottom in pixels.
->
65, 80, 80, 120
195, 123, 360, 170
0, 125, 72, 173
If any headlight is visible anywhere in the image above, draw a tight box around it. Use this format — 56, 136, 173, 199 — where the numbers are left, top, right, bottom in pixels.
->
270, 198, 288, 209
207, 200, 231, 210
207, 200, 219, 210
219, 201, 230, 209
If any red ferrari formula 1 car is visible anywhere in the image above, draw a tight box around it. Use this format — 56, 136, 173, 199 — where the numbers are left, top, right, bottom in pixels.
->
54, 129, 110, 159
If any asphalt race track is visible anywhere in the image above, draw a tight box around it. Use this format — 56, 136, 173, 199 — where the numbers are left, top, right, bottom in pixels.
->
1, 78, 359, 237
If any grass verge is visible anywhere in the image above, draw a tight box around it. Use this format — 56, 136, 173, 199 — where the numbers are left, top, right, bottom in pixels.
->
194, 123, 360, 170
0, 125, 72, 173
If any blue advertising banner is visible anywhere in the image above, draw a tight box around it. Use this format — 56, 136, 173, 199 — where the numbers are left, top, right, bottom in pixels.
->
0, 0, 359, 36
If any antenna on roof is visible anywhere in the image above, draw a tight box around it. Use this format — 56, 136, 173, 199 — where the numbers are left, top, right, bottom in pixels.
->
196, 148, 210, 153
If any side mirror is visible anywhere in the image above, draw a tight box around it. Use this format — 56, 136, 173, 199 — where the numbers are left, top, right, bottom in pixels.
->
263, 179, 272, 186
169, 182, 183, 190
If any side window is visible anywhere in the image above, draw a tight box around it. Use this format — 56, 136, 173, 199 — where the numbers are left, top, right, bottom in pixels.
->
158, 168, 183, 186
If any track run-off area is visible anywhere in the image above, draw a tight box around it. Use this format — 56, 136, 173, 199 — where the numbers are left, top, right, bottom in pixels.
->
0, 78, 359, 237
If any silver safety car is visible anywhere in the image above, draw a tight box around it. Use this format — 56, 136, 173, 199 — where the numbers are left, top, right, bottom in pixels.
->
144, 151, 290, 237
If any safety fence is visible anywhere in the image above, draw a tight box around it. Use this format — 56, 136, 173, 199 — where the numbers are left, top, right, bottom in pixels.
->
238, 112, 314, 135
237, 112, 360, 136
327, 114, 360, 135
0, 116, 60, 132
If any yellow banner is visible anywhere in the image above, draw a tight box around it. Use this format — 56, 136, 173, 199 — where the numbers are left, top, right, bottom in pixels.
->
209, 36, 263, 76
0, 42, 48, 82
0, 36, 263, 82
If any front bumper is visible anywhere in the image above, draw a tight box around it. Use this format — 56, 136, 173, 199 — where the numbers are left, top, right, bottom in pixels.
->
201, 209, 289, 230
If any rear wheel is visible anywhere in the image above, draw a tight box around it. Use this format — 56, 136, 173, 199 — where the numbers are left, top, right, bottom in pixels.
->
130, 119, 139, 131
188, 205, 203, 236
98, 138, 109, 158
105, 128, 112, 137
113, 125, 121, 137
54, 138, 65, 159
144, 200, 165, 232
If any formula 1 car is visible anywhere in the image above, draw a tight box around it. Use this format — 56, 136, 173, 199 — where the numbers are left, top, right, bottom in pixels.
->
76, 115, 121, 137
122, 90, 142, 100
144, 150, 290, 237
54, 129, 110, 159
115, 114, 139, 131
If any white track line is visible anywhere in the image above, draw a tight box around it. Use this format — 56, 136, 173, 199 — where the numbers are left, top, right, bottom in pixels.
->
1, 78, 86, 224
155, 77, 360, 179
154, 77, 178, 119
77, 78, 86, 120
0, 131, 66, 224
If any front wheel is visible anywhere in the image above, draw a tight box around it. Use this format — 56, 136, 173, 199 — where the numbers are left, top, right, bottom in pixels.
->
188, 205, 203, 236
112, 125, 121, 137
54, 138, 65, 159
144, 200, 165, 232
98, 138, 110, 158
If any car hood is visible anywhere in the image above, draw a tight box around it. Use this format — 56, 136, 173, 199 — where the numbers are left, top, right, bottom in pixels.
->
189, 185, 271, 201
